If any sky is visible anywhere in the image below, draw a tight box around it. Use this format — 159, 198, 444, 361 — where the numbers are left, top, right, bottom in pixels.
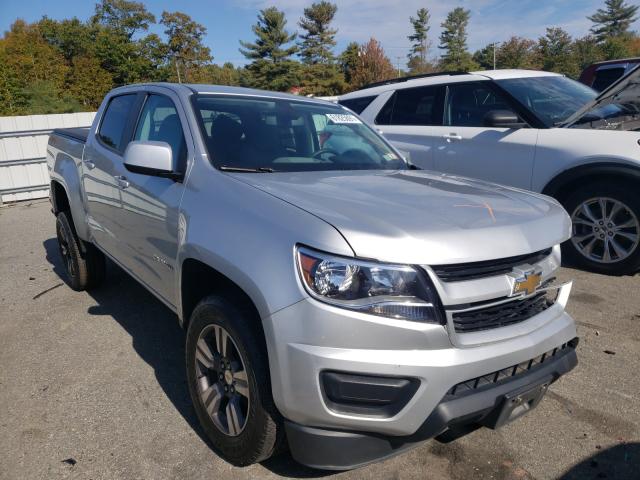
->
1, 0, 639, 69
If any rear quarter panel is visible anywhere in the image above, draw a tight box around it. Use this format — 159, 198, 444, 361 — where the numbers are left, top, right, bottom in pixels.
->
47, 133, 90, 240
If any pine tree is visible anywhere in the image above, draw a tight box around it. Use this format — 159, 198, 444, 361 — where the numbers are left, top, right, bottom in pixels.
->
588, 0, 639, 42
407, 8, 431, 74
298, 1, 337, 64
438, 7, 478, 71
297, 1, 344, 95
239, 7, 299, 91
339, 42, 360, 85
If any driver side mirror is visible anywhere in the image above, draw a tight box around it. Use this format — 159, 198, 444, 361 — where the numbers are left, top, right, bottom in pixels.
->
123, 141, 183, 181
483, 110, 527, 129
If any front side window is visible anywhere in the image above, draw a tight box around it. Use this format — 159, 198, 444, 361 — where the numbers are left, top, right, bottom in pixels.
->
134, 94, 187, 169
98, 94, 138, 152
496, 76, 598, 126
445, 83, 514, 127
592, 67, 625, 92
376, 85, 445, 126
195, 95, 406, 172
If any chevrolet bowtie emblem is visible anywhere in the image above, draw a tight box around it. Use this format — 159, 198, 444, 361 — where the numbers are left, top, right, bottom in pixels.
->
508, 268, 542, 297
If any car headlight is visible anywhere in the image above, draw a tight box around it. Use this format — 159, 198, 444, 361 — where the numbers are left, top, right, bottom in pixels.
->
296, 246, 442, 323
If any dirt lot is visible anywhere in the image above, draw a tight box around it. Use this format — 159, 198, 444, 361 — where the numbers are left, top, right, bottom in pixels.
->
0, 200, 639, 480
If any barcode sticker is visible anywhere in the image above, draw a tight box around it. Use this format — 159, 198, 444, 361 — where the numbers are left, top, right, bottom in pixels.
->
326, 113, 362, 124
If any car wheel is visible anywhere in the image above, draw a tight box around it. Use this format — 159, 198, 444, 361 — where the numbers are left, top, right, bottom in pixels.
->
561, 183, 640, 275
55, 211, 106, 290
186, 295, 283, 466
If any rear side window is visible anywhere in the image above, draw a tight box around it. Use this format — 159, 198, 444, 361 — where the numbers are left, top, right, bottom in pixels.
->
592, 67, 625, 92
97, 94, 138, 153
338, 95, 377, 114
375, 86, 444, 125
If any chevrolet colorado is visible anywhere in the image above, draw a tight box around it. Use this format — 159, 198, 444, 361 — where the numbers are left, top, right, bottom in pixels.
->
47, 83, 578, 470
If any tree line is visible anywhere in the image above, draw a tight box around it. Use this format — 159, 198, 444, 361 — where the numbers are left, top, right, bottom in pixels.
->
0, 0, 638, 116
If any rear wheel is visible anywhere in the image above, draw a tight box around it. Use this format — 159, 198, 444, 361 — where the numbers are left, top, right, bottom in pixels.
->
55, 211, 105, 290
186, 295, 283, 466
562, 183, 640, 275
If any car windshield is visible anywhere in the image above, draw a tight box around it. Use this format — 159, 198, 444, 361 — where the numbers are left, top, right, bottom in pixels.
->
496, 76, 599, 126
194, 95, 407, 172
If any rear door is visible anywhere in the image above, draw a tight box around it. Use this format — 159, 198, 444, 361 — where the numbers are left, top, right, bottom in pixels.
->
107, 89, 190, 306
372, 84, 445, 170
82, 93, 141, 257
432, 81, 538, 189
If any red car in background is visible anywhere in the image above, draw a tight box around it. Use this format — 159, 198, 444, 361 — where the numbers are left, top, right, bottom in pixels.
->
579, 58, 640, 91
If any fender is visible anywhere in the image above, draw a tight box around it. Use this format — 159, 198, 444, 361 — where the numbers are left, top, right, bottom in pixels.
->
541, 162, 640, 199
49, 147, 90, 241
176, 243, 273, 326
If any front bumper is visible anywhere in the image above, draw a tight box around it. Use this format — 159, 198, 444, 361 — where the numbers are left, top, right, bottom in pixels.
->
284, 344, 577, 470
265, 288, 577, 437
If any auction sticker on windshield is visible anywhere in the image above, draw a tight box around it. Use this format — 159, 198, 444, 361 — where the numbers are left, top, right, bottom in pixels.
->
326, 113, 362, 124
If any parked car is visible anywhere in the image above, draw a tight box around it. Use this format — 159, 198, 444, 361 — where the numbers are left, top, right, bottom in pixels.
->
47, 83, 578, 470
579, 58, 640, 92
339, 68, 640, 275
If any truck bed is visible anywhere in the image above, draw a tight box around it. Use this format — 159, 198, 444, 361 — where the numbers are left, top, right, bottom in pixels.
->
52, 127, 90, 144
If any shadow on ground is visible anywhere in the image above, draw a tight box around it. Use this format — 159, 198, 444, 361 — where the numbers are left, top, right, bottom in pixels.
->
559, 442, 640, 479
43, 237, 330, 479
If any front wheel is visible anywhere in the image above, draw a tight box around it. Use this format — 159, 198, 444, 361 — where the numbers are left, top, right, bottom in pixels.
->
562, 183, 640, 275
185, 295, 283, 466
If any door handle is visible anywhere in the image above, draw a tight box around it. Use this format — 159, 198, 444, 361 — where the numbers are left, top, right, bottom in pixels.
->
114, 175, 130, 189
443, 133, 463, 142
83, 160, 95, 170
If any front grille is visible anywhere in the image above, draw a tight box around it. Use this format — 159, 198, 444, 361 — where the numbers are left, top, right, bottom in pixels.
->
431, 248, 552, 282
451, 291, 553, 333
447, 338, 578, 397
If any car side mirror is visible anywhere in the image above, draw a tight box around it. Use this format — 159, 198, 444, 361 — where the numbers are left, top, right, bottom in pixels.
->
123, 141, 183, 181
483, 110, 527, 129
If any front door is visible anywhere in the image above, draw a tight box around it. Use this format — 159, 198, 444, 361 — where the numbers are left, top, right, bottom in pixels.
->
432, 82, 538, 190
108, 91, 190, 305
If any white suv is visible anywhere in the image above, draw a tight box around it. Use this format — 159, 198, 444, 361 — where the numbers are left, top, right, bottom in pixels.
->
339, 69, 640, 275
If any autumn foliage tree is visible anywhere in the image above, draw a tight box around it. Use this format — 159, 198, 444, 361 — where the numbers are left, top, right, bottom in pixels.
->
350, 38, 395, 89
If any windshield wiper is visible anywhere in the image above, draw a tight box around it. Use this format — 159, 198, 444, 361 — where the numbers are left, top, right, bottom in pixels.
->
219, 166, 274, 173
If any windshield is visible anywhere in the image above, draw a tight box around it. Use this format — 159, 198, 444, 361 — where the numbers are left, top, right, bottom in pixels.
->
194, 95, 406, 172
496, 76, 598, 126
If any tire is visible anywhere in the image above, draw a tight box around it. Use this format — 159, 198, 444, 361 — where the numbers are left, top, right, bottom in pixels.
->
561, 183, 640, 275
55, 211, 106, 290
186, 295, 283, 466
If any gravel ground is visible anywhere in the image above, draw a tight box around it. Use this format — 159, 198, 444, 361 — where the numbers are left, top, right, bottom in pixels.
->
1, 200, 638, 480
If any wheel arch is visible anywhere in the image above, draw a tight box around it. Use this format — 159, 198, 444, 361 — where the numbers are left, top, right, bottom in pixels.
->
542, 162, 640, 203
179, 258, 264, 334
50, 180, 70, 215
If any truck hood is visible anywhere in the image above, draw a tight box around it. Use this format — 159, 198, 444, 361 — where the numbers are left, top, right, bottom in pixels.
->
231, 170, 571, 265
564, 65, 640, 130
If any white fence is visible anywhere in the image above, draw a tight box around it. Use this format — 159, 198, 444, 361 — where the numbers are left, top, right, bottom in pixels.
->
0, 112, 96, 204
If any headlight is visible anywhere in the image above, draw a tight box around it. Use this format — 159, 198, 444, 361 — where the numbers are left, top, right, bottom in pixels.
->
296, 246, 442, 323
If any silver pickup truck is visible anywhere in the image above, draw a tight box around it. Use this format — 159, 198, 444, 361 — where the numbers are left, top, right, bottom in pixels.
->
47, 83, 578, 470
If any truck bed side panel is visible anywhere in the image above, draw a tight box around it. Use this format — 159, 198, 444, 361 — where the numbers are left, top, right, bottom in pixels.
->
47, 132, 90, 240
